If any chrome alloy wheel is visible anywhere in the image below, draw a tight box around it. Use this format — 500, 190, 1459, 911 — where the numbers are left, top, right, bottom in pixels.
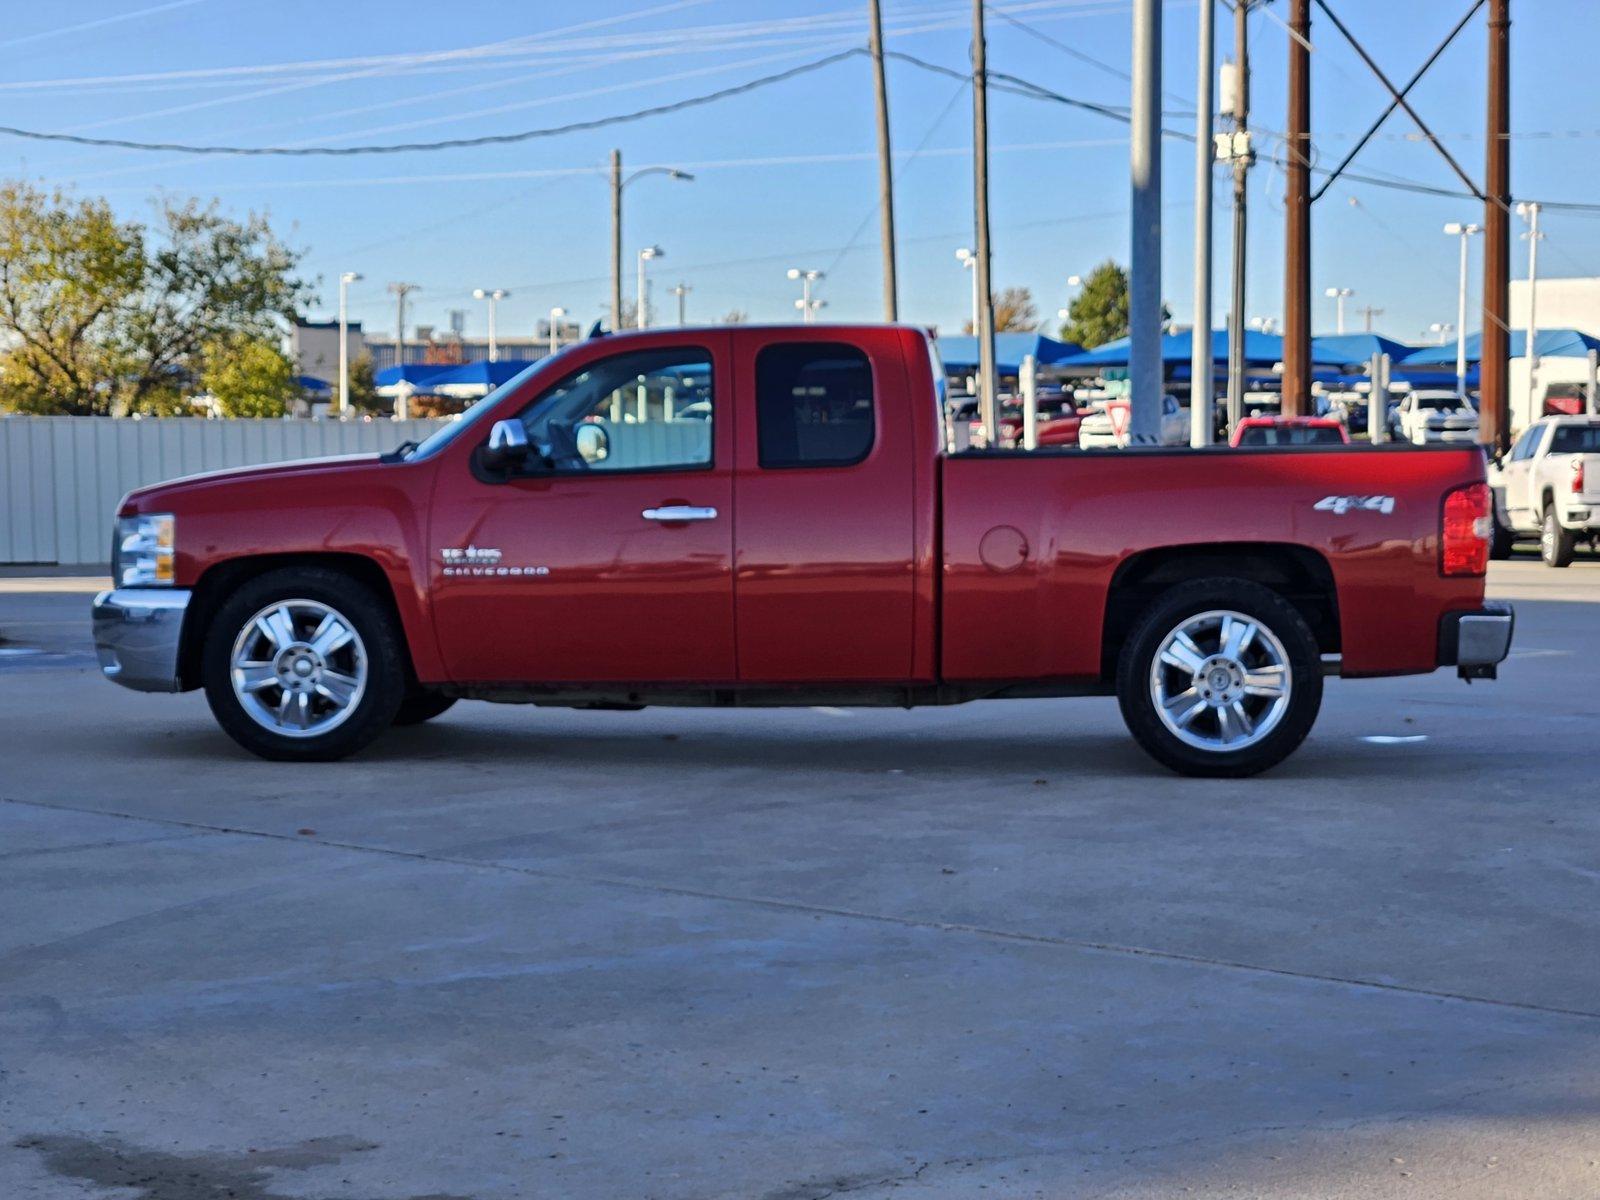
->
229, 599, 368, 738
1148, 609, 1292, 753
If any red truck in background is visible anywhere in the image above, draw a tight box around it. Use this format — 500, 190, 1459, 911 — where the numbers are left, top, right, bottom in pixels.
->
94, 324, 1513, 777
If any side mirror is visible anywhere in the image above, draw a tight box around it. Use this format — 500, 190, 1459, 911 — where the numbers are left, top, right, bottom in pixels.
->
482, 419, 531, 471
575, 423, 610, 464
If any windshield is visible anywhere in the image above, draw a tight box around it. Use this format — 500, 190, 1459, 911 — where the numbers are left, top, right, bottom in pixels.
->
404, 361, 546, 460
1416, 394, 1469, 411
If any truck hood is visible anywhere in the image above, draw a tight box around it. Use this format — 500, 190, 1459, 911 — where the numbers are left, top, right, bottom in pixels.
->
120, 453, 384, 513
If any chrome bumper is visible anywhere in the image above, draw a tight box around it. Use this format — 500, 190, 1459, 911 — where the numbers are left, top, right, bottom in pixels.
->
1440, 602, 1514, 681
92, 588, 192, 693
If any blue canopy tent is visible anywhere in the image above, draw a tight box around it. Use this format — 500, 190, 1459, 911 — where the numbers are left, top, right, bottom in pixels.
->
425, 359, 542, 397
1059, 329, 1287, 368
374, 363, 456, 391
294, 375, 332, 400
1310, 333, 1415, 368
1401, 328, 1600, 366
938, 332, 1083, 373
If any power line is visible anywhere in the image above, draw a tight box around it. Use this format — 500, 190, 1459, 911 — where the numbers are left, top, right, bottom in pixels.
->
0, 49, 868, 155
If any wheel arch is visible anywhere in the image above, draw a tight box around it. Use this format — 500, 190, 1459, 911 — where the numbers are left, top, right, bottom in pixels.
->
178, 552, 417, 691
1100, 542, 1339, 681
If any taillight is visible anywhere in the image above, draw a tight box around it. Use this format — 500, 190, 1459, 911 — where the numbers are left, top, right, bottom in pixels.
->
1441, 482, 1491, 576
1573, 459, 1585, 494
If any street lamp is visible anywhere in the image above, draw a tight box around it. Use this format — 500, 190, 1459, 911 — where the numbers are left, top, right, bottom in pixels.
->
637, 246, 663, 329
609, 152, 694, 331
1248, 315, 1279, 334
1323, 286, 1354, 335
337, 271, 362, 418
1444, 222, 1483, 400
670, 282, 691, 326
473, 288, 509, 362
787, 268, 825, 324
956, 247, 979, 335
1428, 321, 1455, 345
548, 306, 566, 357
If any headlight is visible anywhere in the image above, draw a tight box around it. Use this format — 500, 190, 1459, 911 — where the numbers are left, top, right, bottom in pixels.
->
114, 513, 176, 588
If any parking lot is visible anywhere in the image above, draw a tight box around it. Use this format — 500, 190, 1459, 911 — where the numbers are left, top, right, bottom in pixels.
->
2, 556, 1597, 1199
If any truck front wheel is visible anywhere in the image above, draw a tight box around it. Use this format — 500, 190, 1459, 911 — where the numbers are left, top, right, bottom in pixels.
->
1116, 579, 1323, 778
201, 567, 406, 761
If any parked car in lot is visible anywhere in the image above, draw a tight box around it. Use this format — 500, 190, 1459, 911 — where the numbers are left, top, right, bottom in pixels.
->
94, 324, 1512, 777
1489, 415, 1600, 567
1077, 395, 1188, 448
1230, 416, 1350, 448
1397, 390, 1480, 445
968, 400, 1086, 449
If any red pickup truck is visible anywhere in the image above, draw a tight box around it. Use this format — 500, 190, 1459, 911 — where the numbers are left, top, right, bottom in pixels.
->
94, 324, 1512, 776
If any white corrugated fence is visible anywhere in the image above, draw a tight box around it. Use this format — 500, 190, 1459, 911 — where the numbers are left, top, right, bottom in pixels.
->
0, 416, 447, 566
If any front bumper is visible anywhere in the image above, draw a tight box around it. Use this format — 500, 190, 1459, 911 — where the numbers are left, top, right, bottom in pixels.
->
92, 588, 192, 692
1439, 602, 1515, 681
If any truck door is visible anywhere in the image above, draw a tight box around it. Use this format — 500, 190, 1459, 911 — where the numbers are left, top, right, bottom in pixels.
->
428, 336, 736, 685
731, 331, 921, 683
1501, 423, 1543, 527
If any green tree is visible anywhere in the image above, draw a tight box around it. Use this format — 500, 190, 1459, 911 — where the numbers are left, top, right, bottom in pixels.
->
1058, 260, 1170, 348
1059, 261, 1129, 348
345, 353, 382, 413
0, 182, 311, 416
201, 335, 298, 418
0, 182, 143, 415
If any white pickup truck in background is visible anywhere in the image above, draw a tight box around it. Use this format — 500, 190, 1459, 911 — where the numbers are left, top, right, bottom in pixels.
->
1491, 415, 1600, 567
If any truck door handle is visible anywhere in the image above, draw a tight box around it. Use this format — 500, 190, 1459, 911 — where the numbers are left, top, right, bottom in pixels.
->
641, 505, 718, 522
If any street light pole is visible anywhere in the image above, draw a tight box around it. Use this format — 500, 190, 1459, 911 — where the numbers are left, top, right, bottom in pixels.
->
787, 268, 824, 323
1517, 200, 1542, 410
1445, 222, 1482, 401
970, 0, 1000, 445
473, 288, 509, 362
956, 249, 979, 337
637, 246, 663, 329
1128, 0, 1163, 445
1191, 0, 1215, 448
387, 282, 418, 420
1324, 287, 1353, 335
548, 306, 566, 357
671, 283, 691, 326
609, 152, 694, 331
338, 271, 362, 419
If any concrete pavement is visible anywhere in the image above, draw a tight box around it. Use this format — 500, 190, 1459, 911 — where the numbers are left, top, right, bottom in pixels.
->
1, 557, 1597, 1198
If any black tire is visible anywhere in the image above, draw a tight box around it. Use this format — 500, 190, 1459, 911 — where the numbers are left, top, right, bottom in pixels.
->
1489, 502, 1516, 560
201, 566, 406, 761
393, 691, 458, 726
1116, 578, 1324, 778
1541, 507, 1576, 569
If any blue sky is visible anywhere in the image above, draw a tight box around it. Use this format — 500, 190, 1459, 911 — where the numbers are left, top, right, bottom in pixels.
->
3, 0, 1597, 347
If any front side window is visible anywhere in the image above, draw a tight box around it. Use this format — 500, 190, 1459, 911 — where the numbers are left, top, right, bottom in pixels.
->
756, 342, 875, 468
517, 348, 712, 472
1509, 424, 1541, 462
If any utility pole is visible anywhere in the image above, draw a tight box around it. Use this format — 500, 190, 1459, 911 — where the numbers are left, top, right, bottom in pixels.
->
1281, 0, 1312, 418
971, 0, 999, 445
1357, 304, 1384, 332
1223, 0, 1254, 433
387, 282, 418, 420
1190, 0, 1216, 448
868, 0, 899, 322
1480, 0, 1511, 456
1128, 0, 1162, 445
1517, 199, 1541, 416
671, 282, 691, 326
610, 150, 623, 333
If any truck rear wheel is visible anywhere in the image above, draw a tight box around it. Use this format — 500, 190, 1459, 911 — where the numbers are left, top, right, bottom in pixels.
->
1116, 579, 1323, 778
1541, 508, 1576, 568
201, 567, 405, 761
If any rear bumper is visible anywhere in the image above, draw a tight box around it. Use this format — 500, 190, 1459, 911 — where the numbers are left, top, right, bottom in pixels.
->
1438, 602, 1515, 681
92, 588, 191, 692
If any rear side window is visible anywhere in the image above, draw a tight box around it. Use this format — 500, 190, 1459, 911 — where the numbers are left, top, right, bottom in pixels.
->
1550, 424, 1600, 455
756, 342, 875, 468
1240, 425, 1343, 446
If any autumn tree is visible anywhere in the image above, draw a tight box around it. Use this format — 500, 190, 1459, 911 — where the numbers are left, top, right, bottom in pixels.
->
962, 287, 1039, 334
345, 354, 382, 413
